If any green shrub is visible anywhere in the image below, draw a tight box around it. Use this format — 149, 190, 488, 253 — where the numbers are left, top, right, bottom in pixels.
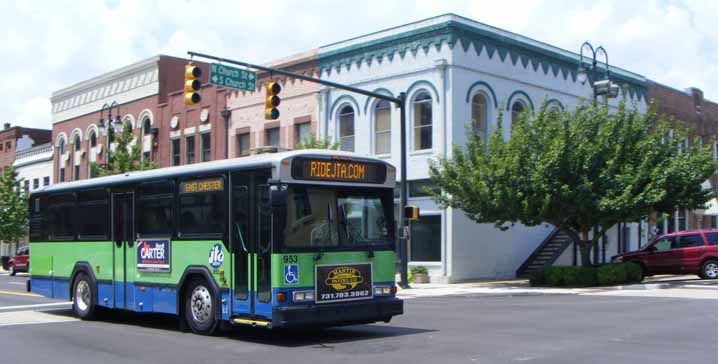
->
624, 262, 643, 283
410, 266, 428, 275
545, 266, 567, 286
597, 263, 628, 286
561, 266, 581, 286
576, 266, 598, 287
528, 269, 546, 286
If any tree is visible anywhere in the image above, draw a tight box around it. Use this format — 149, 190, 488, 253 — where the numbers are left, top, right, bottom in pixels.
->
294, 133, 340, 150
91, 122, 157, 177
429, 100, 716, 267
0, 166, 28, 256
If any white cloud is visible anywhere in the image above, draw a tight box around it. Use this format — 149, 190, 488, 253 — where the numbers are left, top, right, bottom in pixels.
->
1, 0, 717, 132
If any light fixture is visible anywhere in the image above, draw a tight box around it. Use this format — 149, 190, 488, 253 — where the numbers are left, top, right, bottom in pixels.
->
576, 66, 589, 85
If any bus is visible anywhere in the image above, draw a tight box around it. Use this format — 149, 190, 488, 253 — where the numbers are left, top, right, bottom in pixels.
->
28, 150, 403, 335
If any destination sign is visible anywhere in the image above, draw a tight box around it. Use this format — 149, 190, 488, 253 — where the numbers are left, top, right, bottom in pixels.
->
291, 157, 387, 184
180, 178, 224, 194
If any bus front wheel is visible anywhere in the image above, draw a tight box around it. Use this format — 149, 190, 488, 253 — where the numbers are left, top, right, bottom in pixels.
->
73, 273, 97, 320
184, 277, 219, 335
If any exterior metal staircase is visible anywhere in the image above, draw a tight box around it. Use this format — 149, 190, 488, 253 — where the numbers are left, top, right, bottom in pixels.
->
516, 228, 579, 278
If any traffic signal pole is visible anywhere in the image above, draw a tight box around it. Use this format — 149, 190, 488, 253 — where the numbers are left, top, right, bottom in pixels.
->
188, 51, 410, 288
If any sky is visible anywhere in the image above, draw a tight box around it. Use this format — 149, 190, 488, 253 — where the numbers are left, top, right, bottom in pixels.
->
1, 0, 716, 130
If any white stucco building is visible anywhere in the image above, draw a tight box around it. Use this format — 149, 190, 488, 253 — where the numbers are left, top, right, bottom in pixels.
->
316, 14, 648, 282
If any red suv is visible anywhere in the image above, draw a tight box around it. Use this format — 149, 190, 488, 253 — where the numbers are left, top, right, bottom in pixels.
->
612, 230, 718, 280
8, 246, 29, 276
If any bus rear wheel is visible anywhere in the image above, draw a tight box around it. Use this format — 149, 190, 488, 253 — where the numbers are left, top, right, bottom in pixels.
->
73, 273, 97, 320
184, 278, 219, 335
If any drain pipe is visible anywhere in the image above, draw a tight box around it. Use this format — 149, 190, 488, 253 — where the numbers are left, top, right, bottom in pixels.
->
435, 59, 449, 278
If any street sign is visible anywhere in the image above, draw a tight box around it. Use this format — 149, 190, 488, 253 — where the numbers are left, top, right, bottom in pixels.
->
209, 63, 257, 92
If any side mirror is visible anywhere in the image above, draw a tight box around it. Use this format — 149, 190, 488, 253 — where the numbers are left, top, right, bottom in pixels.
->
269, 184, 288, 208
646, 245, 657, 253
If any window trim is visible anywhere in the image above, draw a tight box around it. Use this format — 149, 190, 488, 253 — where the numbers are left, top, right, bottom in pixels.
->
373, 100, 392, 156
337, 105, 356, 152
411, 91, 434, 152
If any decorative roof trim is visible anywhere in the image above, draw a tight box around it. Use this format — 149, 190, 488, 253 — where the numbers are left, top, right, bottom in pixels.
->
545, 98, 565, 111
318, 17, 647, 102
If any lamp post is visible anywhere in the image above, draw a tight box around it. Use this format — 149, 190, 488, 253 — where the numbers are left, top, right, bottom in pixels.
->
576, 41, 619, 103
98, 101, 122, 166
221, 108, 231, 159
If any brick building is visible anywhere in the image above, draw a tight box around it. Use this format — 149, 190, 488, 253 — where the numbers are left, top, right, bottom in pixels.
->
0, 123, 51, 173
50, 55, 226, 183
226, 50, 319, 156
647, 82, 718, 233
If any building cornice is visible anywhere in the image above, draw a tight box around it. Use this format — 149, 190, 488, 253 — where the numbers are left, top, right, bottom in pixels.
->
318, 14, 647, 101
51, 55, 162, 101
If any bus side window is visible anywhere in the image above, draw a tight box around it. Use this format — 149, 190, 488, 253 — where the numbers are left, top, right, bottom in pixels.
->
178, 176, 226, 238
137, 180, 175, 237
77, 189, 110, 240
29, 197, 45, 242
48, 193, 76, 241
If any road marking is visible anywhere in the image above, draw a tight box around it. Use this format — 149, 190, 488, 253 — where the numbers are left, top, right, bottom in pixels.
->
0, 289, 42, 298
0, 302, 71, 311
8, 282, 26, 285
0, 310, 77, 327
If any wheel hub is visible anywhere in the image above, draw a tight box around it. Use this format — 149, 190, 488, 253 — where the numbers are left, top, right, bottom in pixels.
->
76, 280, 90, 311
190, 285, 212, 323
706, 263, 718, 279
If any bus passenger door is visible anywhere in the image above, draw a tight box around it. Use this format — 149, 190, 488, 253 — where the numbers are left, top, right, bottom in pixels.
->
231, 170, 272, 319
112, 192, 134, 309
254, 183, 273, 318
231, 183, 250, 314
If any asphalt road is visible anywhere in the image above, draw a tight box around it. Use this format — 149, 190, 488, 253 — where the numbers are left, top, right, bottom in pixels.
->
1, 272, 717, 364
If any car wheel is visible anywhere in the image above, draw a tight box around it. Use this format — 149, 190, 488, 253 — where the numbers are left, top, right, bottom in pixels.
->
701, 260, 718, 280
184, 278, 219, 336
73, 273, 97, 320
9, 264, 15, 276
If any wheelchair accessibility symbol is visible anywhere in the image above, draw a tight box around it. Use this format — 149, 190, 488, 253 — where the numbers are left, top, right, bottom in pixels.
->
284, 264, 299, 284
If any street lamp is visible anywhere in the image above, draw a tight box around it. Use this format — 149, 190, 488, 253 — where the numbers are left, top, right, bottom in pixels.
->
577, 41, 619, 101
98, 101, 122, 167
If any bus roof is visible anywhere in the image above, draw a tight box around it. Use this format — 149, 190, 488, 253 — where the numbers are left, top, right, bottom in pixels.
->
36, 149, 394, 195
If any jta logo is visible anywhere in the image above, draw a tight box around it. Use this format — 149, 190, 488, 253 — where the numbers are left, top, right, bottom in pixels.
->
208, 244, 224, 269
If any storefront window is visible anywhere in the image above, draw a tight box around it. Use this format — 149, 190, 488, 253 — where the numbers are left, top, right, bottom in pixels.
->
410, 215, 441, 261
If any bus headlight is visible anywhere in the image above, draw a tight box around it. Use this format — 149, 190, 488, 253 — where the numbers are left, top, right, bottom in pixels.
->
374, 286, 393, 296
292, 290, 315, 302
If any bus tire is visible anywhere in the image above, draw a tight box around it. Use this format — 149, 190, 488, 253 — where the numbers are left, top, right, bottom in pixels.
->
184, 277, 219, 335
72, 272, 97, 320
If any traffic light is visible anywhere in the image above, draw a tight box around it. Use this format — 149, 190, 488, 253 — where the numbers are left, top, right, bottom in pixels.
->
264, 81, 281, 120
184, 62, 202, 105
405, 205, 420, 221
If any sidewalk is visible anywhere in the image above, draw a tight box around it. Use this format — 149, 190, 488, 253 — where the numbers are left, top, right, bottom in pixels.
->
395, 275, 710, 300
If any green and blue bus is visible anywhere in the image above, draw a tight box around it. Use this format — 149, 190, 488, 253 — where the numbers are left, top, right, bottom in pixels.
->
28, 150, 402, 334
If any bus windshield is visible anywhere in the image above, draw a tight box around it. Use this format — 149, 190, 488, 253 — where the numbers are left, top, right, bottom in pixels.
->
280, 186, 394, 250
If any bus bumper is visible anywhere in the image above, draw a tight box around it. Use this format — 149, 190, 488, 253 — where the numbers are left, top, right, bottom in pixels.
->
271, 297, 403, 329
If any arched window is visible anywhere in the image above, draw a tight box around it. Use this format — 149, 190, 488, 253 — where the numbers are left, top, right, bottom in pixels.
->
374, 100, 391, 155
471, 93, 488, 142
59, 139, 66, 155
338, 105, 355, 152
511, 101, 526, 126
73, 134, 81, 151
89, 130, 97, 148
413, 92, 433, 151
73, 134, 81, 180
142, 117, 151, 135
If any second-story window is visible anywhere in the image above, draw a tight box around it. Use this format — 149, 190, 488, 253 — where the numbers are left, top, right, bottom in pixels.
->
339, 106, 355, 152
413, 92, 433, 151
374, 100, 391, 155
186, 135, 195, 164
201, 132, 211, 162
472, 93, 488, 143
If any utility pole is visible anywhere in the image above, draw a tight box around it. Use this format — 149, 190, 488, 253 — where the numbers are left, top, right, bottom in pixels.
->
188, 51, 411, 288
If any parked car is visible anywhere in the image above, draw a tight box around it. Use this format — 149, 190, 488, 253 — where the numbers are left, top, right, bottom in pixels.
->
8, 246, 29, 276
612, 230, 718, 281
